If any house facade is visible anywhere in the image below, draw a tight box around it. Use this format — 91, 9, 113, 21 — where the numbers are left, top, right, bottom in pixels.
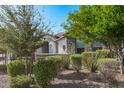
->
36, 32, 103, 54
0, 32, 103, 64
36, 32, 76, 54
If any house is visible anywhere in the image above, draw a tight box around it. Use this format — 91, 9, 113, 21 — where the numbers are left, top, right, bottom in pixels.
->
36, 32, 103, 54
36, 32, 76, 54
0, 32, 103, 64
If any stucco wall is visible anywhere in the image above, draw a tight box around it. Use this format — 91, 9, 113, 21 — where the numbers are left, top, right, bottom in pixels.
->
49, 41, 56, 53
36, 35, 57, 54
58, 38, 67, 54
36, 48, 42, 53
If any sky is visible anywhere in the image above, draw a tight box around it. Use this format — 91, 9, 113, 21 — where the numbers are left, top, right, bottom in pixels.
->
35, 5, 80, 34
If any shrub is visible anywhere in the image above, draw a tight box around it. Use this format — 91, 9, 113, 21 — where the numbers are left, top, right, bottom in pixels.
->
89, 60, 98, 72
46, 55, 71, 70
10, 75, 31, 88
7, 60, 32, 77
0, 64, 7, 71
97, 58, 119, 84
82, 52, 97, 72
7, 60, 26, 77
70, 54, 82, 72
96, 49, 114, 58
22, 60, 32, 74
61, 54, 71, 69
34, 57, 62, 87
46, 56, 63, 74
97, 58, 119, 69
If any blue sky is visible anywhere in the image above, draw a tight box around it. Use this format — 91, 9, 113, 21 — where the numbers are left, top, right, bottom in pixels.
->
35, 5, 80, 34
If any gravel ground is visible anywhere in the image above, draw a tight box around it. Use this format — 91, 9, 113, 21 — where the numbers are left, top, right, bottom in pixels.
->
0, 71, 9, 88
1, 69, 124, 88
0, 69, 108, 88
49, 70, 109, 88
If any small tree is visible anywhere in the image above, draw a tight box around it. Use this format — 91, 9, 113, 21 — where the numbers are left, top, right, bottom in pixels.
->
64, 5, 124, 74
0, 5, 52, 73
0, 28, 11, 64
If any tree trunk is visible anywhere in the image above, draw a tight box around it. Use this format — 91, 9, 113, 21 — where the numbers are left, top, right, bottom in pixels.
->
29, 51, 35, 76
120, 56, 124, 74
5, 52, 7, 64
25, 57, 28, 75
117, 51, 124, 74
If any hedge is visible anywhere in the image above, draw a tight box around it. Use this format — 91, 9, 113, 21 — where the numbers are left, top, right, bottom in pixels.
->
10, 75, 31, 88
96, 49, 114, 58
70, 54, 82, 72
7, 60, 32, 77
34, 57, 62, 87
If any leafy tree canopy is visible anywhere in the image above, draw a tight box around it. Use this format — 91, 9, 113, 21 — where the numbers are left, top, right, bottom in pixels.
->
64, 5, 124, 74
0, 5, 52, 57
64, 6, 124, 46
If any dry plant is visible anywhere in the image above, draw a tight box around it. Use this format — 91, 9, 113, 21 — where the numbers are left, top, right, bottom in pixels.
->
98, 58, 119, 87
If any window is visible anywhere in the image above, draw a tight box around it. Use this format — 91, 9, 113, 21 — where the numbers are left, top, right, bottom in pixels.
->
63, 45, 66, 51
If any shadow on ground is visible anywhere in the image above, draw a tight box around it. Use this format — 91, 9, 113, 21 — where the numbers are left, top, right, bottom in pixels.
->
48, 70, 107, 88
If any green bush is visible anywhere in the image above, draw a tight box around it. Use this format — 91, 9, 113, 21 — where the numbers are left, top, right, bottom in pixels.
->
96, 49, 114, 58
46, 56, 63, 74
82, 52, 97, 72
70, 54, 82, 72
61, 54, 71, 69
7, 60, 26, 77
89, 60, 98, 72
7, 60, 32, 77
82, 52, 96, 58
46, 56, 62, 60
45, 55, 71, 69
34, 57, 62, 87
10, 75, 31, 88
0, 64, 7, 71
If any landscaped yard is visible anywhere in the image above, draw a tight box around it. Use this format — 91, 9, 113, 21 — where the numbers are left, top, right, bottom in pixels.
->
1, 5, 124, 88
1, 69, 124, 88
0, 69, 109, 88
1, 50, 124, 88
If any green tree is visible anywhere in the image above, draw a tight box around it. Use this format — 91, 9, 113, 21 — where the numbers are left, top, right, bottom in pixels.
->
0, 5, 51, 73
63, 6, 98, 51
0, 28, 12, 64
64, 5, 124, 74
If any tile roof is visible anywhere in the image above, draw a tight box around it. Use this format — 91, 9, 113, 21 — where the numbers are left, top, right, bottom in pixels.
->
55, 32, 65, 38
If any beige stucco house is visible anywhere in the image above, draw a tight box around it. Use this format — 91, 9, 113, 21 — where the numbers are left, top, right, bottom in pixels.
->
36, 32, 103, 54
